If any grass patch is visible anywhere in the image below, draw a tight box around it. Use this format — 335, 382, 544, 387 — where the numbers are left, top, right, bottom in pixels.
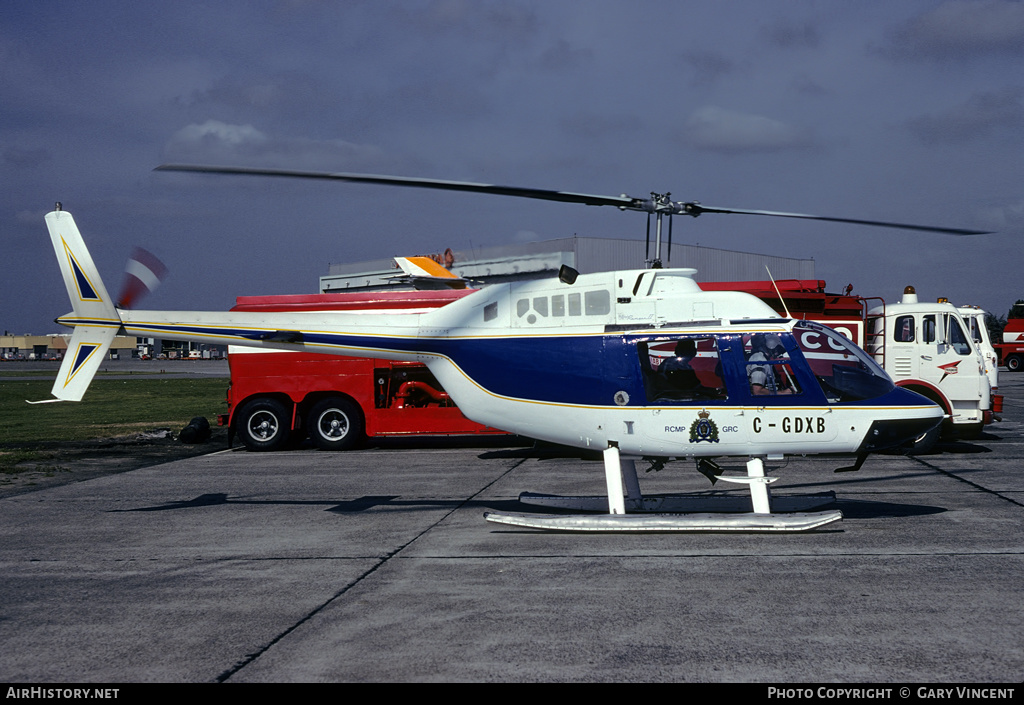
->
0, 370, 62, 377
0, 377, 229, 444
0, 369, 180, 377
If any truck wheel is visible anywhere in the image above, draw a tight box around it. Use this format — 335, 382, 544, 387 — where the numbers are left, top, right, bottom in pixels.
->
307, 397, 363, 451
237, 398, 291, 452
1007, 355, 1022, 372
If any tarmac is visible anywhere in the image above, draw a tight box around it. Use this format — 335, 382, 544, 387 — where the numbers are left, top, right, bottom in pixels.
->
1, 372, 1022, 683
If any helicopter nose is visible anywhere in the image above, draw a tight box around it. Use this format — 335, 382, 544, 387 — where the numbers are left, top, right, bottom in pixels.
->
858, 416, 943, 453
856, 387, 944, 453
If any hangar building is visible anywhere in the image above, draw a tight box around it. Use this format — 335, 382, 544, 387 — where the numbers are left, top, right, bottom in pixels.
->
320, 236, 814, 292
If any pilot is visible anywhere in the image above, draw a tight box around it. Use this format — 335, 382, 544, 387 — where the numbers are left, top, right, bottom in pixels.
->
748, 333, 793, 395
661, 339, 701, 391
662, 339, 697, 374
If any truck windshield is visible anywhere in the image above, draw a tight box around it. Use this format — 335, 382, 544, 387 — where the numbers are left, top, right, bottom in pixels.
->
947, 315, 973, 355
964, 315, 982, 343
793, 321, 894, 403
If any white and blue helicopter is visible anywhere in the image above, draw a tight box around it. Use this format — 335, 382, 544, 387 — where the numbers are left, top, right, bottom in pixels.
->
39, 165, 987, 532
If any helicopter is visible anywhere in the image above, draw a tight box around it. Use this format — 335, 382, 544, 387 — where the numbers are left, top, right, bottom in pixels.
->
37, 165, 985, 531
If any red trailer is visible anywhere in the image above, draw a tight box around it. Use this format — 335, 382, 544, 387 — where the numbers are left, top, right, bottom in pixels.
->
996, 304, 1024, 372
221, 290, 507, 451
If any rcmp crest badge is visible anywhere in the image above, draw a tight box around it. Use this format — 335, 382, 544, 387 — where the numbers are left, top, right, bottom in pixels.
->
689, 409, 719, 443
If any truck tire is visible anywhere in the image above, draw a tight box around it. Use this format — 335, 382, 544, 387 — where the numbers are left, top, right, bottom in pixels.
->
1007, 355, 1022, 372
307, 397, 363, 451
236, 398, 291, 452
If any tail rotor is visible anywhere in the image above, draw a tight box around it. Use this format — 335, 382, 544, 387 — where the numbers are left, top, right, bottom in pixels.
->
117, 247, 167, 309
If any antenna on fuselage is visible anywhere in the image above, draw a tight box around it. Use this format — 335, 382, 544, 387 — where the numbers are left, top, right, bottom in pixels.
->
766, 265, 792, 319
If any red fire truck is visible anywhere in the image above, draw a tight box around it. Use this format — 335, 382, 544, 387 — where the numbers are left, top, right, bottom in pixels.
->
995, 304, 1024, 372
220, 290, 507, 451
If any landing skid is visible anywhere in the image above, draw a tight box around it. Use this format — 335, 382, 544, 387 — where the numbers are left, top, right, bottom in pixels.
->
484, 446, 843, 533
484, 510, 843, 532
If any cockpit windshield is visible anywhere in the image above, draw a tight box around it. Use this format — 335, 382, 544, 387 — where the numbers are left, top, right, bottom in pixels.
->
793, 321, 894, 403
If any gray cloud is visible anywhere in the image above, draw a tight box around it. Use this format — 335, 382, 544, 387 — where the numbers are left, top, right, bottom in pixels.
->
4, 147, 51, 169
791, 74, 829, 97
887, 0, 1024, 60
559, 113, 643, 140
763, 20, 821, 49
164, 120, 390, 171
681, 51, 742, 87
978, 199, 1024, 232
538, 39, 593, 71
907, 88, 1024, 143
679, 106, 817, 154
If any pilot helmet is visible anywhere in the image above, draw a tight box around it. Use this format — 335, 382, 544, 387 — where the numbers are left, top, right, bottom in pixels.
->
764, 334, 784, 356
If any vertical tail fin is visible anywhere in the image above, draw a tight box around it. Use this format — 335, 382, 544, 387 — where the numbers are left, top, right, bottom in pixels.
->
31, 209, 122, 403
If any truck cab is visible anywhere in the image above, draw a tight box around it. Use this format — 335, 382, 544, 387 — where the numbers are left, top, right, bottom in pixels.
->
867, 286, 991, 448
957, 305, 999, 391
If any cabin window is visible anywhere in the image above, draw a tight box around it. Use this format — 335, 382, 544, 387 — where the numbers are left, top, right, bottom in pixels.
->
484, 302, 498, 322
515, 293, 606, 323
638, 336, 727, 402
568, 293, 582, 316
743, 333, 801, 396
516, 291, 610, 323
552, 295, 565, 317
585, 290, 610, 316
894, 315, 915, 343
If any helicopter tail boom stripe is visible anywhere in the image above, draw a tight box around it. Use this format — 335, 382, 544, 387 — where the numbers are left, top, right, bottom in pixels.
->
42, 209, 122, 402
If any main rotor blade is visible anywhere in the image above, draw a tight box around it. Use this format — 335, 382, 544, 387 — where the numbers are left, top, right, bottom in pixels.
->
156, 163, 990, 235
680, 204, 989, 236
155, 164, 635, 209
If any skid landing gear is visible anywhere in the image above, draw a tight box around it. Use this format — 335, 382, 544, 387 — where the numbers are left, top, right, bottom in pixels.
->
483, 446, 843, 532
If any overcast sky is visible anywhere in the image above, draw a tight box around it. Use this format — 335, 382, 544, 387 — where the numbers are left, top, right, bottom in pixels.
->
3, 0, 1023, 335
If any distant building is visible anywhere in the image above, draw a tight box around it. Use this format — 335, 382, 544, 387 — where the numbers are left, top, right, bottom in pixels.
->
320, 236, 814, 292
0, 334, 136, 361
0, 334, 226, 361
